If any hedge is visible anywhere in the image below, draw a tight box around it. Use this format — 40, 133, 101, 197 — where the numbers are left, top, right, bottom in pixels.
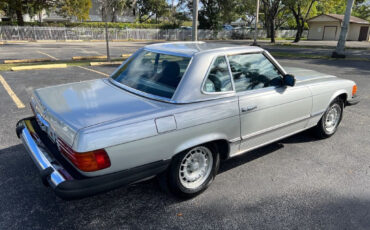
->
0, 21, 179, 29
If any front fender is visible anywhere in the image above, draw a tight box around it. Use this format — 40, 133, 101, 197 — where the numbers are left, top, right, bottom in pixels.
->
329, 89, 350, 105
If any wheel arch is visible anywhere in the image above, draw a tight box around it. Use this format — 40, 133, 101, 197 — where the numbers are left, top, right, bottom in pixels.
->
329, 90, 348, 106
173, 134, 230, 161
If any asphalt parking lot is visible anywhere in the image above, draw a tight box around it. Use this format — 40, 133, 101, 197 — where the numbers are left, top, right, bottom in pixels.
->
0, 44, 370, 229
0, 41, 148, 62
1, 41, 369, 63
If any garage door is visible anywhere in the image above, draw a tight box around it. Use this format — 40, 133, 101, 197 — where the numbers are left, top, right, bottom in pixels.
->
323, 26, 337, 40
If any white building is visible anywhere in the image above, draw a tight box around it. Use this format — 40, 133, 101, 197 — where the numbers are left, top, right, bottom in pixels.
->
307, 14, 370, 41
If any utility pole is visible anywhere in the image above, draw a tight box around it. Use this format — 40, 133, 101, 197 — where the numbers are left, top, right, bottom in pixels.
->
252, 0, 260, 46
104, 3, 111, 62
192, 0, 199, 41
332, 0, 354, 58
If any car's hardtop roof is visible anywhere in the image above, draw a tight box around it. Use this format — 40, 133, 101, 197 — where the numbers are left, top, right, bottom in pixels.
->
144, 41, 264, 57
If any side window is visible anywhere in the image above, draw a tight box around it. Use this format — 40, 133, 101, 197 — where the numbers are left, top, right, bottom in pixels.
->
228, 53, 283, 92
203, 56, 233, 93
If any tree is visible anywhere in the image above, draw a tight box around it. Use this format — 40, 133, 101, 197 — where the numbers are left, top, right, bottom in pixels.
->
283, 0, 317, 42
0, 0, 57, 24
198, 0, 222, 30
315, 0, 346, 14
136, 0, 169, 23
29, 0, 57, 22
353, 0, 370, 20
261, 0, 283, 43
197, 0, 242, 30
0, 0, 29, 25
239, 0, 259, 25
105, 0, 133, 22
57, 0, 92, 21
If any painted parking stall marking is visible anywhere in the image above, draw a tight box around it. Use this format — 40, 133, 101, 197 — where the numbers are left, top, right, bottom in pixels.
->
77, 66, 110, 77
37, 51, 59, 60
0, 74, 25, 109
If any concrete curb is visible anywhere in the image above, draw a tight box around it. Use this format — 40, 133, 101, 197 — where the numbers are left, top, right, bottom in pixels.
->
72, 55, 107, 60
4, 58, 53, 64
11, 64, 68, 71
90, 61, 122, 66
35, 40, 58, 43
2, 40, 30, 44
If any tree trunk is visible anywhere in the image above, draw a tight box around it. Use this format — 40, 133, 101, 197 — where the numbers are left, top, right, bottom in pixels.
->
333, 0, 354, 57
265, 20, 271, 38
294, 18, 304, 43
294, 25, 303, 42
39, 11, 43, 23
16, 8, 24, 26
270, 18, 275, 43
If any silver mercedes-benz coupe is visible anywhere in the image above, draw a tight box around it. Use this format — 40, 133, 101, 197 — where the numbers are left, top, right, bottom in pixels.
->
16, 42, 359, 199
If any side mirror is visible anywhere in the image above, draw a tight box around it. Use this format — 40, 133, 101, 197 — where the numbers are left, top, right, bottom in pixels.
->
283, 74, 296, 87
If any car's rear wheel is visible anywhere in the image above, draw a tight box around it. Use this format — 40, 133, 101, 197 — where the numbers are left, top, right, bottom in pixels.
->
160, 144, 220, 198
315, 98, 343, 138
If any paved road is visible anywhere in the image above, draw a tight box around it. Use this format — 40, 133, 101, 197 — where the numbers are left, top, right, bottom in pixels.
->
1, 41, 369, 63
0, 56, 369, 229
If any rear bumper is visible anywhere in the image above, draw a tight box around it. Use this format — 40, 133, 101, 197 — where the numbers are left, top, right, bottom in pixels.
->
16, 117, 170, 200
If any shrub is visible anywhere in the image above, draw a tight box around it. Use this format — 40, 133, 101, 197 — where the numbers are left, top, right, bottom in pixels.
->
0, 21, 179, 29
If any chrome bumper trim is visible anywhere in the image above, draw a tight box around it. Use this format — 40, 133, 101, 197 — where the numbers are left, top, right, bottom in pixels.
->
347, 95, 360, 106
19, 122, 66, 188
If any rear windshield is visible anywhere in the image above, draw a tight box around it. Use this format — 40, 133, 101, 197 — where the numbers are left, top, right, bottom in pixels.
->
111, 50, 191, 99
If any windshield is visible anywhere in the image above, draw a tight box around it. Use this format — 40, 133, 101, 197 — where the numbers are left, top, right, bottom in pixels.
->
111, 50, 191, 99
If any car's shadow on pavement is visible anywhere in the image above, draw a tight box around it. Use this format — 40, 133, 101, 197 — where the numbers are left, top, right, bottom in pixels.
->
219, 129, 318, 174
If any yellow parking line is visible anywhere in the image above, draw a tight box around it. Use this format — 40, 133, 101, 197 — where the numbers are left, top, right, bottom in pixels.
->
0, 74, 25, 109
37, 51, 58, 60
77, 66, 110, 77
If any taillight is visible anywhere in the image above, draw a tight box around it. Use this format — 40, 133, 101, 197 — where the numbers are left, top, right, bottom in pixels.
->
352, 85, 357, 97
57, 138, 111, 172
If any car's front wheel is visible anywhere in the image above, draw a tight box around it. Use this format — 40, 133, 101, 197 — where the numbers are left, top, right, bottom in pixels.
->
161, 144, 220, 198
315, 98, 343, 138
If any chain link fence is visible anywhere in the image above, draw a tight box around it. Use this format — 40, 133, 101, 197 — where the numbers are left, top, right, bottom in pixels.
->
0, 26, 307, 41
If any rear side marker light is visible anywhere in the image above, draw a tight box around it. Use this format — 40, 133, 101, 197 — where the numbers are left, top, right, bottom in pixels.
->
57, 138, 111, 172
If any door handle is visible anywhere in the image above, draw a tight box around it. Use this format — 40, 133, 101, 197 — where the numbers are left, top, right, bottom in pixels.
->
241, 105, 258, 113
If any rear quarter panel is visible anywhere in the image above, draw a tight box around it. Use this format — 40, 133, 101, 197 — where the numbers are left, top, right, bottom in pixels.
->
80, 97, 240, 176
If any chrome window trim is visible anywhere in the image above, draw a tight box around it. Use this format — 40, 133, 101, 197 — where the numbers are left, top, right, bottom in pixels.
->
200, 54, 235, 95
108, 78, 177, 103
263, 50, 288, 76
225, 54, 236, 92
143, 47, 193, 58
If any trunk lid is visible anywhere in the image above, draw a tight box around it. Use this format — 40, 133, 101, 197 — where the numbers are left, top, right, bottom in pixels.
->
33, 79, 170, 146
